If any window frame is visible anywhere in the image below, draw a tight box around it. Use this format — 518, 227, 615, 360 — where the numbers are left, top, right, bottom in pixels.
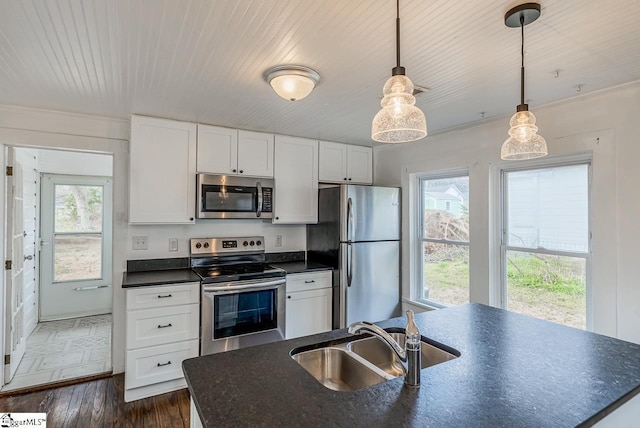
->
415, 170, 470, 308
499, 157, 592, 330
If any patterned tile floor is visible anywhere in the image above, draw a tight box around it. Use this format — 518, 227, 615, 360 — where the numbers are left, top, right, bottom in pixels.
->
2, 314, 112, 391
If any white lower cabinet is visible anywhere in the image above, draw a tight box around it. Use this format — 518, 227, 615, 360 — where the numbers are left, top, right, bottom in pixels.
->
190, 397, 204, 428
125, 282, 200, 402
285, 271, 332, 339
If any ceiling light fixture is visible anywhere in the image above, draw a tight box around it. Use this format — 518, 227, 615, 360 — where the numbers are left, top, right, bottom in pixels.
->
264, 65, 320, 101
501, 3, 548, 160
371, 0, 427, 143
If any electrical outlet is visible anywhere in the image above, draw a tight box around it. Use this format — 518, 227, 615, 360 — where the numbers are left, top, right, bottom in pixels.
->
169, 238, 178, 252
275, 235, 283, 247
132, 236, 148, 250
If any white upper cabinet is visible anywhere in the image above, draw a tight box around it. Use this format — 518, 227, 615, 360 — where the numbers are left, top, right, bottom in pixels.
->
197, 126, 274, 177
273, 136, 318, 224
196, 125, 238, 174
129, 115, 196, 224
319, 141, 372, 184
237, 130, 274, 177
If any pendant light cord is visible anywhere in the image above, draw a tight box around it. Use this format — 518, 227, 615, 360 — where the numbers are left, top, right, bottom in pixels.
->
520, 15, 525, 107
396, 0, 401, 69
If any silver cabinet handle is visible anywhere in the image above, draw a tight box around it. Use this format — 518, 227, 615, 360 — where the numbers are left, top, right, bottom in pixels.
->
256, 181, 263, 218
24, 255, 33, 261
157, 323, 173, 329
157, 294, 172, 299
157, 361, 172, 367
304, 280, 315, 283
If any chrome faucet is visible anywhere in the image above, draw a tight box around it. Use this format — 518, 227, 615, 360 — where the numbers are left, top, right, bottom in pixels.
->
348, 310, 422, 387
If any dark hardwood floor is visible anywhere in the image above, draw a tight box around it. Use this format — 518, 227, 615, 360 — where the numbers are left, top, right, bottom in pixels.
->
0, 374, 190, 427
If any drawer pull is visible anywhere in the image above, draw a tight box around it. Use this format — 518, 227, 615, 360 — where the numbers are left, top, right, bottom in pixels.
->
157, 323, 173, 329
157, 361, 172, 367
157, 294, 173, 299
304, 280, 315, 284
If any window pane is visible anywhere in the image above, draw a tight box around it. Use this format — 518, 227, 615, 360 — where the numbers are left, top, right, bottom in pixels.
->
55, 185, 103, 233
54, 234, 102, 282
506, 250, 586, 329
423, 242, 469, 305
506, 165, 588, 252
422, 176, 469, 239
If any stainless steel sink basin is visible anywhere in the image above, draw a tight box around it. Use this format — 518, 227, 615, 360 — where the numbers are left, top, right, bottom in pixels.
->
291, 331, 459, 391
348, 333, 458, 377
292, 347, 388, 391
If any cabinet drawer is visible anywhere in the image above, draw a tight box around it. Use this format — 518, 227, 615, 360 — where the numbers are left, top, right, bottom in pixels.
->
126, 282, 200, 310
125, 339, 199, 390
286, 270, 331, 292
126, 303, 199, 350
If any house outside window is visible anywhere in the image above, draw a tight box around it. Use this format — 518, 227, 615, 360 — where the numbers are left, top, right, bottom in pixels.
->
501, 162, 590, 329
418, 174, 469, 307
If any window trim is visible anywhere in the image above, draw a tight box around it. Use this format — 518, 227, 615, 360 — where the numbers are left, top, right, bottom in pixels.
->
498, 156, 593, 330
414, 169, 470, 307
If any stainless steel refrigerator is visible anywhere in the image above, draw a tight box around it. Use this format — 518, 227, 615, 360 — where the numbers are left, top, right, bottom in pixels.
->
307, 185, 401, 328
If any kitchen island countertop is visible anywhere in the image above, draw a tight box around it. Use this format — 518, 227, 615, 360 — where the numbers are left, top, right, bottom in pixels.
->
183, 303, 640, 427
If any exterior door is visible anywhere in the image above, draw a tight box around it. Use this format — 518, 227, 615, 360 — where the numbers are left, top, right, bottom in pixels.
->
40, 174, 112, 320
4, 147, 26, 382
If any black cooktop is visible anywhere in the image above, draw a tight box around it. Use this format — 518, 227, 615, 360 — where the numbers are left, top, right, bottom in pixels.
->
193, 263, 285, 284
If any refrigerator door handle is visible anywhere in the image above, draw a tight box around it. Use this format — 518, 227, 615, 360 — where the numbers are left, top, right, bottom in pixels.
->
347, 197, 354, 243
347, 242, 353, 287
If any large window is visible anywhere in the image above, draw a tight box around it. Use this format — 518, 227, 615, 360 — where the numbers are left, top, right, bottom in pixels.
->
501, 163, 590, 329
418, 175, 469, 306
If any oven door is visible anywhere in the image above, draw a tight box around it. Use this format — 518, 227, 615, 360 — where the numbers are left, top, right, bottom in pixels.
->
201, 278, 286, 355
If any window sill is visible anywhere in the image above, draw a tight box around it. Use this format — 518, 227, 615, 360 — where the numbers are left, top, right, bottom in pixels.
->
401, 298, 443, 312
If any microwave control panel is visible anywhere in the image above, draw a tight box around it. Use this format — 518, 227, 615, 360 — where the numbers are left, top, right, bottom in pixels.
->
262, 188, 273, 212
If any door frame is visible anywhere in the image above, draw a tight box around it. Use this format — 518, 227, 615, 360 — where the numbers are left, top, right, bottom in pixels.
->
0, 130, 125, 388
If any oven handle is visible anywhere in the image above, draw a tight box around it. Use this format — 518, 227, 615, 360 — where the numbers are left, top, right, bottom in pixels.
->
256, 181, 263, 218
203, 278, 285, 293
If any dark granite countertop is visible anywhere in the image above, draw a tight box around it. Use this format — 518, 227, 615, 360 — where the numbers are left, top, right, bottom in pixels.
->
122, 269, 200, 288
269, 260, 332, 274
183, 303, 640, 427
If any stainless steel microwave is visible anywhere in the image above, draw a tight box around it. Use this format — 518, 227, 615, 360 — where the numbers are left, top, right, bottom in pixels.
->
196, 174, 274, 219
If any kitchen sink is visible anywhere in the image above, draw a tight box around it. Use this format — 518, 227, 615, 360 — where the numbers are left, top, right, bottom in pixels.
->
348, 333, 458, 377
292, 347, 388, 391
291, 330, 459, 391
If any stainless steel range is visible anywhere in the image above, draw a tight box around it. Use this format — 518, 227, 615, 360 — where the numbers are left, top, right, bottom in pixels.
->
191, 237, 286, 355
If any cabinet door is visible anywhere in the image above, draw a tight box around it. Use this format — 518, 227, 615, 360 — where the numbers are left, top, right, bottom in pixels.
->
130, 115, 196, 224
273, 136, 318, 224
347, 145, 373, 184
285, 288, 332, 339
319, 141, 348, 183
196, 125, 238, 174
238, 130, 274, 177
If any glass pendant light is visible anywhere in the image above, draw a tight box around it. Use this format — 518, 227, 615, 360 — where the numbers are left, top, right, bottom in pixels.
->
501, 3, 548, 160
371, 0, 427, 143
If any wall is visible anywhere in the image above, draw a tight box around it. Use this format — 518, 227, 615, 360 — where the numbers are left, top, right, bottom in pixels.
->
127, 222, 305, 259
37, 148, 113, 177
374, 81, 640, 344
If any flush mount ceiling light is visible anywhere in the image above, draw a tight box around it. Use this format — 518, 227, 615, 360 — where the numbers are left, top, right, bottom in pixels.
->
264, 65, 320, 101
371, 0, 427, 144
501, 2, 548, 160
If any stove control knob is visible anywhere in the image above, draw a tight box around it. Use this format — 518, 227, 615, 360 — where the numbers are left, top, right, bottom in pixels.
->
256, 240, 262, 246
243, 241, 249, 247
195, 242, 202, 249
203, 242, 210, 248
250, 241, 255, 246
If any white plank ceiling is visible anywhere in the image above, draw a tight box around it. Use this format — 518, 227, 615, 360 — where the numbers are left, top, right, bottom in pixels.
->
0, 0, 639, 146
